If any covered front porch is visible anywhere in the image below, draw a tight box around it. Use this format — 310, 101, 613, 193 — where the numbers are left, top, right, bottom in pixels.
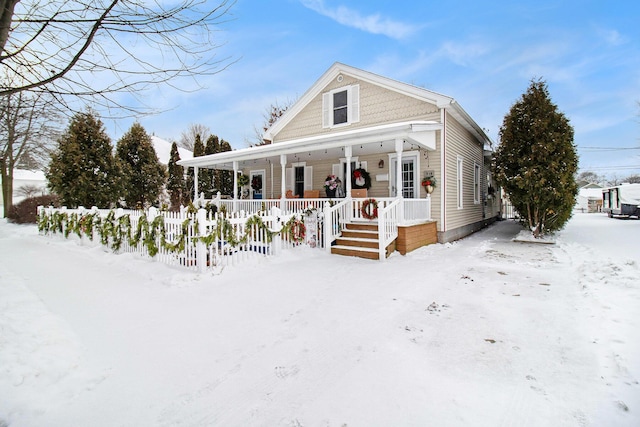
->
178, 120, 441, 259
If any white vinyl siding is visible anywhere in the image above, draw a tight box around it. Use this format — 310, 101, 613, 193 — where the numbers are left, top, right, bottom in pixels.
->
457, 156, 464, 209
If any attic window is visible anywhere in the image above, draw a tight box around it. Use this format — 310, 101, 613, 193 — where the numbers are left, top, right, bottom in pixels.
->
322, 84, 360, 128
333, 90, 348, 124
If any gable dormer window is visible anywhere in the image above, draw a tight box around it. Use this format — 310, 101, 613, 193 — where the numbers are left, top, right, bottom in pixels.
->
322, 84, 360, 128
333, 90, 348, 124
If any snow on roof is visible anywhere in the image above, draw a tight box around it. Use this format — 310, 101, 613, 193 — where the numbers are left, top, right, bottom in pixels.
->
151, 136, 193, 165
12, 169, 46, 182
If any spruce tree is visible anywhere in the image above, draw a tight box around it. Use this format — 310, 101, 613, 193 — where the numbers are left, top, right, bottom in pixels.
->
203, 134, 220, 198
115, 123, 166, 208
218, 139, 234, 196
493, 79, 578, 237
47, 110, 122, 208
167, 141, 185, 211
186, 134, 205, 201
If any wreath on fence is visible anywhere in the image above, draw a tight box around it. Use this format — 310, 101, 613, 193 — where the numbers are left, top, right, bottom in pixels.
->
284, 217, 306, 243
361, 198, 379, 220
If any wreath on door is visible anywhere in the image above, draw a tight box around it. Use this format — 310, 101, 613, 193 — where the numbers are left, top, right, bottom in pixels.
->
361, 198, 378, 220
352, 168, 371, 189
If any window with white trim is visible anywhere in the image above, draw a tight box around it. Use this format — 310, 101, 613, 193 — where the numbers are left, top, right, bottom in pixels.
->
457, 156, 464, 209
474, 162, 481, 204
322, 84, 360, 128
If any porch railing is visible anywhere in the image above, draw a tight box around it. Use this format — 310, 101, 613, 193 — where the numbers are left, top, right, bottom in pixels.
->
322, 199, 351, 251
378, 199, 401, 260
403, 197, 431, 222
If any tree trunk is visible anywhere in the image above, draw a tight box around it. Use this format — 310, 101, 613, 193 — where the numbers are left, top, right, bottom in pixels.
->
1, 158, 13, 217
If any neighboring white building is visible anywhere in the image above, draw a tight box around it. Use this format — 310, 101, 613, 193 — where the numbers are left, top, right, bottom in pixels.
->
575, 182, 603, 213
151, 136, 193, 165
0, 169, 48, 212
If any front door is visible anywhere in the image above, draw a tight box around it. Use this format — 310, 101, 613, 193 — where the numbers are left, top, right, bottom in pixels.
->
250, 169, 265, 199
390, 156, 418, 198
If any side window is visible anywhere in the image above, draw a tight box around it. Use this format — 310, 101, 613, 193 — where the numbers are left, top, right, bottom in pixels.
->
474, 162, 481, 204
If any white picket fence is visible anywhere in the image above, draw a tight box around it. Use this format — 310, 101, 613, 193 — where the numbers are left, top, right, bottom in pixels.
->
37, 206, 308, 273
37, 196, 431, 269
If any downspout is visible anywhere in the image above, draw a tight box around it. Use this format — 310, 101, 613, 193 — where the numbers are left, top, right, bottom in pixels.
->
440, 109, 446, 234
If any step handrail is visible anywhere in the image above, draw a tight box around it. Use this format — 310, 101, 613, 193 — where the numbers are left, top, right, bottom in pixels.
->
322, 199, 350, 252
377, 198, 401, 260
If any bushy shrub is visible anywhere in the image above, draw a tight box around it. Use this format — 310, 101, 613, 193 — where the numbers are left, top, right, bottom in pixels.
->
8, 195, 60, 224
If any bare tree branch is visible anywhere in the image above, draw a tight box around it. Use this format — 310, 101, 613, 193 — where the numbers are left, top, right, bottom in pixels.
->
0, 0, 236, 115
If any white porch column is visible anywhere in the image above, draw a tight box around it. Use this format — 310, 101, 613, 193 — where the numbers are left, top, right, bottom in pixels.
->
395, 139, 404, 198
232, 161, 238, 212
280, 154, 287, 211
193, 166, 199, 201
395, 138, 405, 223
345, 145, 352, 197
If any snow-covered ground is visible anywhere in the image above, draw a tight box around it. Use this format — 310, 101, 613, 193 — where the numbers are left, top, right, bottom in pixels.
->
1, 213, 638, 426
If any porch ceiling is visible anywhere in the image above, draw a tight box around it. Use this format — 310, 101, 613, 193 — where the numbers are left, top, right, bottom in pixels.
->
178, 120, 441, 170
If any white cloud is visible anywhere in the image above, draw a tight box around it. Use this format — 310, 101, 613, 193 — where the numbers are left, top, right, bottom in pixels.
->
596, 28, 627, 46
299, 0, 417, 40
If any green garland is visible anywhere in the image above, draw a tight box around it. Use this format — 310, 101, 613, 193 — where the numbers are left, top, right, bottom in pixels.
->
40, 208, 280, 258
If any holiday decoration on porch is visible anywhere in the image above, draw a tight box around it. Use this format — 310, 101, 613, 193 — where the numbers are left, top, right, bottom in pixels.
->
352, 168, 371, 189
361, 198, 379, 220
324, 175, 338, 198
251, 175, 262, 191
422, 175, 436, 194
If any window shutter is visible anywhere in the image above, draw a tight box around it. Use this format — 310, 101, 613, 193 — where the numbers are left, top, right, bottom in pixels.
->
286, 167, 293, 190
304, 166, 313, 191
349, 84, 360, 123
322, 92, 331, 128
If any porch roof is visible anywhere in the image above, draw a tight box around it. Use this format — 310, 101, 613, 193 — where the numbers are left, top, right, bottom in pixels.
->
178, 120, 442, 170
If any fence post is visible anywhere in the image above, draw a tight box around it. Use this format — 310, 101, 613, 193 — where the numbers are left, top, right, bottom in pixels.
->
196, 208, 207, 273
323, 201, 332, 253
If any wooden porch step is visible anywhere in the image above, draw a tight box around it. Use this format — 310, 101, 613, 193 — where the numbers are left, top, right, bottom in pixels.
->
341, 229, 378, 240
344, 222, 378, 231
330, 220, 396, 260
335, 236, 379, 249
331, 245, 380, 260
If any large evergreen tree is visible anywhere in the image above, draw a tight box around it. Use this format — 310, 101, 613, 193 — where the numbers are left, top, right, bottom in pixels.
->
203, 134, 220, 198
115, 123, 166, 208
217, 139, 234, 195
493, 79, 578, 237
47, 110, 122, 208
167, 141, 185, 211
185, 134, 205, 201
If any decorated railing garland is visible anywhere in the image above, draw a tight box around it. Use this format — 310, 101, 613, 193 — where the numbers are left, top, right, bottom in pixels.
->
361, 198, 379, 220
38, 207, 285, 257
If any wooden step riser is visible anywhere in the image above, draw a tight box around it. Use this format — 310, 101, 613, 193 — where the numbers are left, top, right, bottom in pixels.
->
344, 224, 378, 232
331, 247, 380, 260
335, 238, 378, 249
341, 231, 378, 239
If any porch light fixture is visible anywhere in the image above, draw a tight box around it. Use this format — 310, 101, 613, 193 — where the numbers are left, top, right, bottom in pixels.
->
378, 160, 384, 168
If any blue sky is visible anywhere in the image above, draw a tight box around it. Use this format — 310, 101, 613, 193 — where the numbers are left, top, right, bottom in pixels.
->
113, 0, 640, 179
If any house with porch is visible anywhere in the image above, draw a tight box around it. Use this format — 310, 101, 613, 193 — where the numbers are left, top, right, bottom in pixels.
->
179, 62, 500, 259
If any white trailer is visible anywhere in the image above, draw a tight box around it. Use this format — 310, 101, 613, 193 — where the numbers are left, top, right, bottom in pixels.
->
602, 183, 640, 219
